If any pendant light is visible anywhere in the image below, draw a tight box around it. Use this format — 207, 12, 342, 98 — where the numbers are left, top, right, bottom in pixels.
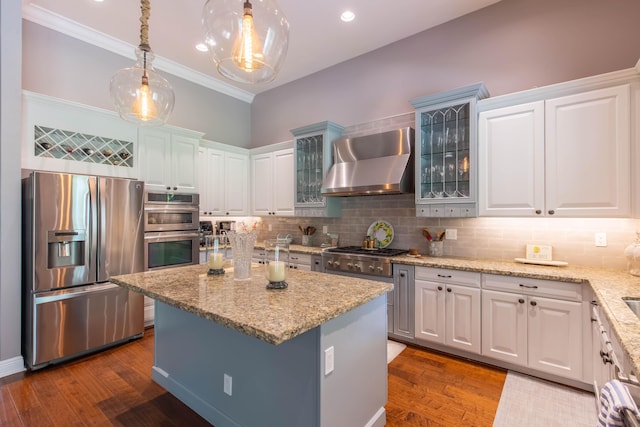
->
202, 0, 289, 84
110, 0, 174, 126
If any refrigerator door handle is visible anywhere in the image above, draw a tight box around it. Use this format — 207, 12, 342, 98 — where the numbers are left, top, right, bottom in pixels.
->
34, 283, 121, 305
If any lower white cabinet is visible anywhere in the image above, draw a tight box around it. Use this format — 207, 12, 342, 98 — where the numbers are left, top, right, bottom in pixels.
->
482, 275, 584, 381
414, 267, 481, 355
289, 253, 311, 271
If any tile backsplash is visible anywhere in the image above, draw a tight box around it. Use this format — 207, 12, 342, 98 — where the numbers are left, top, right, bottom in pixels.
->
257, 192, 639, 271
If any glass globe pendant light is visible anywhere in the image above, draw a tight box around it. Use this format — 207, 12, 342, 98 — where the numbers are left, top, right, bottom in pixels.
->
110, 0, 174, 126
202, 0, 290, 84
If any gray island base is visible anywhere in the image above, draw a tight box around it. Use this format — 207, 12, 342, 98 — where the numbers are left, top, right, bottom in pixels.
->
111, 263, 392, 427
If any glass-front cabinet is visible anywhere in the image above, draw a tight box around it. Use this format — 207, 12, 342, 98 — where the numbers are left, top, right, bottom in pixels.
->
410, 83, 488, 217
290, 121, 344, 217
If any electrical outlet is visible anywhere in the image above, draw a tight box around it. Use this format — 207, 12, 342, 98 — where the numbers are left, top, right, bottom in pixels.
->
445, 229, 457, 240
324, 346, 334, 375
268, 224, 272, 231
595, 232, 607, 247
323, 225, 328, 234
224, 374, 232, 396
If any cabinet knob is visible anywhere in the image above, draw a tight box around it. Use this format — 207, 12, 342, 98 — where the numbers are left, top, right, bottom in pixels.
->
437, 286, 443, 291
166, 186, 171, 190
173, 186, 178, 191
518, 298, 525, 304
400, 273, 405, 278
446, 288, 452, 293
548, 210, 555, 215
226, 212, 229, 216
530, 301, 537, 307
535, 209, 542, 215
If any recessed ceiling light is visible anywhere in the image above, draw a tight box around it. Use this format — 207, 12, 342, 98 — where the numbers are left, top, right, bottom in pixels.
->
340, 10, 355, 23
195, 43, 209, 52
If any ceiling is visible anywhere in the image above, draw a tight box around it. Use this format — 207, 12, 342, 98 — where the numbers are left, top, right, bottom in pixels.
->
22, 0, 502, 102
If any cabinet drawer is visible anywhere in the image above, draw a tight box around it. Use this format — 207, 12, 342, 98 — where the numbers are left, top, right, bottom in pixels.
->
415, 267, 480, 288
482, 274, 583, 302
289, 253, 311, 266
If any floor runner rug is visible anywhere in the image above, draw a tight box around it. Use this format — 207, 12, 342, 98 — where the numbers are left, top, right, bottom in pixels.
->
493, 371, 596, 426
387, 340, 406, 364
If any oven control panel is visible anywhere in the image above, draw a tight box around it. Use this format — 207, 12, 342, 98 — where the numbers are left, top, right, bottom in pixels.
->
323, 254, 392, 277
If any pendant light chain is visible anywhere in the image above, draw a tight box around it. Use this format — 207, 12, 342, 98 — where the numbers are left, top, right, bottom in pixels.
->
139, 0, 151, 52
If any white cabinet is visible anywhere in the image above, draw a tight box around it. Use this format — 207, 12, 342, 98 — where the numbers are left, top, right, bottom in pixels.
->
414, 267, 481, 354
198, 143, 249, 216
289, 253, 311, 271
140, 127, 202, 193
411, 83, 489, 217
482, 275, 584, 381
251, 148, 294, 216
479, 84, 631, 217
290, 121, 343, 217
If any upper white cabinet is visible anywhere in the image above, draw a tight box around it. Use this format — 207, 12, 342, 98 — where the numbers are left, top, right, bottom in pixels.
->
199, 142, 250, 216
139, 127, 202, 193
290, 121, 343, 217
22, 91, 139, 179
479, 84, 631, 217
411, 83, 489, 218
251, 148, 294, 216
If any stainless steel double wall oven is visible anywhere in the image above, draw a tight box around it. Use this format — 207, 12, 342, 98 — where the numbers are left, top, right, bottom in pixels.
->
143, 192, 200, 270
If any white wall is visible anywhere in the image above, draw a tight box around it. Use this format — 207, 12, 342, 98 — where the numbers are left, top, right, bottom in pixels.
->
0, 0, 26, 376
250, 0, 640, 147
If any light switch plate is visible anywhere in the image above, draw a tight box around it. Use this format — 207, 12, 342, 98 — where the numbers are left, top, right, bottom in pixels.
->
324, 346, 334, 375
526, 244, 553, 261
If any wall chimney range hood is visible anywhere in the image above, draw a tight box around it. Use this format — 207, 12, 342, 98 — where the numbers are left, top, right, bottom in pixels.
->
321, 127, 415, 197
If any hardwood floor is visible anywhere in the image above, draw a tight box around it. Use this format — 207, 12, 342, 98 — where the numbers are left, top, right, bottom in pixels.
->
0, 331, 506, 426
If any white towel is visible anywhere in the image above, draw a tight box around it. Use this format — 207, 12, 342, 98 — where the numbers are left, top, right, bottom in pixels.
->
598, 380, 640, 427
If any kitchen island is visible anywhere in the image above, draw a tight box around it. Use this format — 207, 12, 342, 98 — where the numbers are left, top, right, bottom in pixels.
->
111, 263, 392, 427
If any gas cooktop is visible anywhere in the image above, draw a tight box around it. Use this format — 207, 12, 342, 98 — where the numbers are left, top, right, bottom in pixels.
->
325, 246, 408, 257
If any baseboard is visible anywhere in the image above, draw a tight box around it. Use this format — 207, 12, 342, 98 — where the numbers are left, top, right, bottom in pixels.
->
0, 356, 25, 378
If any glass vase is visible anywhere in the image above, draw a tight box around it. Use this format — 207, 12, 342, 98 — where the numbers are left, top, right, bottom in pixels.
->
226, 230, 258, 281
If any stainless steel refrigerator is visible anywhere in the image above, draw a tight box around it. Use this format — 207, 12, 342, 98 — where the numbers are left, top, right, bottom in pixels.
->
22, 171, 145, 370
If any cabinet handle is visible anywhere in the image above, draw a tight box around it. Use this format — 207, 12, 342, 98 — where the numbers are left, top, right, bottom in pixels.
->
519, 284, 538, 289
437, 286, 443, 291
446, 288, 452, 293
530, 301, 537, 307
437, 274, 452, 279
548, 210, 555, 215
535, 209, 542, 215
518, 298, 525, 304
400, 273, 405, 277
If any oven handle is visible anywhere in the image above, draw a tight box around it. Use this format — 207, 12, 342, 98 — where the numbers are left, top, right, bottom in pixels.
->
143, 205, 199, 212
144, 231, 199, 240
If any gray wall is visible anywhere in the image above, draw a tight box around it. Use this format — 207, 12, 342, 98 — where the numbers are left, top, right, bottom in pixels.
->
22, 21, 252, 148
250, 0, 640, 147
1, 0, 23, 367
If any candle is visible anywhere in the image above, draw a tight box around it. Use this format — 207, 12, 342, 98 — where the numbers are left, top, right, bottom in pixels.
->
209, 252, 224, 269
267, 260, 286, 282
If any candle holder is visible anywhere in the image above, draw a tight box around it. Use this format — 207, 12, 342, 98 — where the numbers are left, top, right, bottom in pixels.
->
205, 235, 227, 275
264, 239, 289, 290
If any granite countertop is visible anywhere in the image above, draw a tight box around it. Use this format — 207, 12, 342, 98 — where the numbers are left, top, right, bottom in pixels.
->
110, 263, 391, 345
392, 254, 640, 379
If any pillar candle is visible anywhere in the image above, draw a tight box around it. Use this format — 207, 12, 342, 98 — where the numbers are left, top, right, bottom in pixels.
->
267, 260, 286, 282
209, 252, 224, 269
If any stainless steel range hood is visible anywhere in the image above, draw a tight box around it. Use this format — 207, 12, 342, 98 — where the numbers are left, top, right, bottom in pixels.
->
321, 127, 414, 197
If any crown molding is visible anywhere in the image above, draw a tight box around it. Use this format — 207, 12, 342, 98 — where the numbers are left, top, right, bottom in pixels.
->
22, 4, 255, 104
